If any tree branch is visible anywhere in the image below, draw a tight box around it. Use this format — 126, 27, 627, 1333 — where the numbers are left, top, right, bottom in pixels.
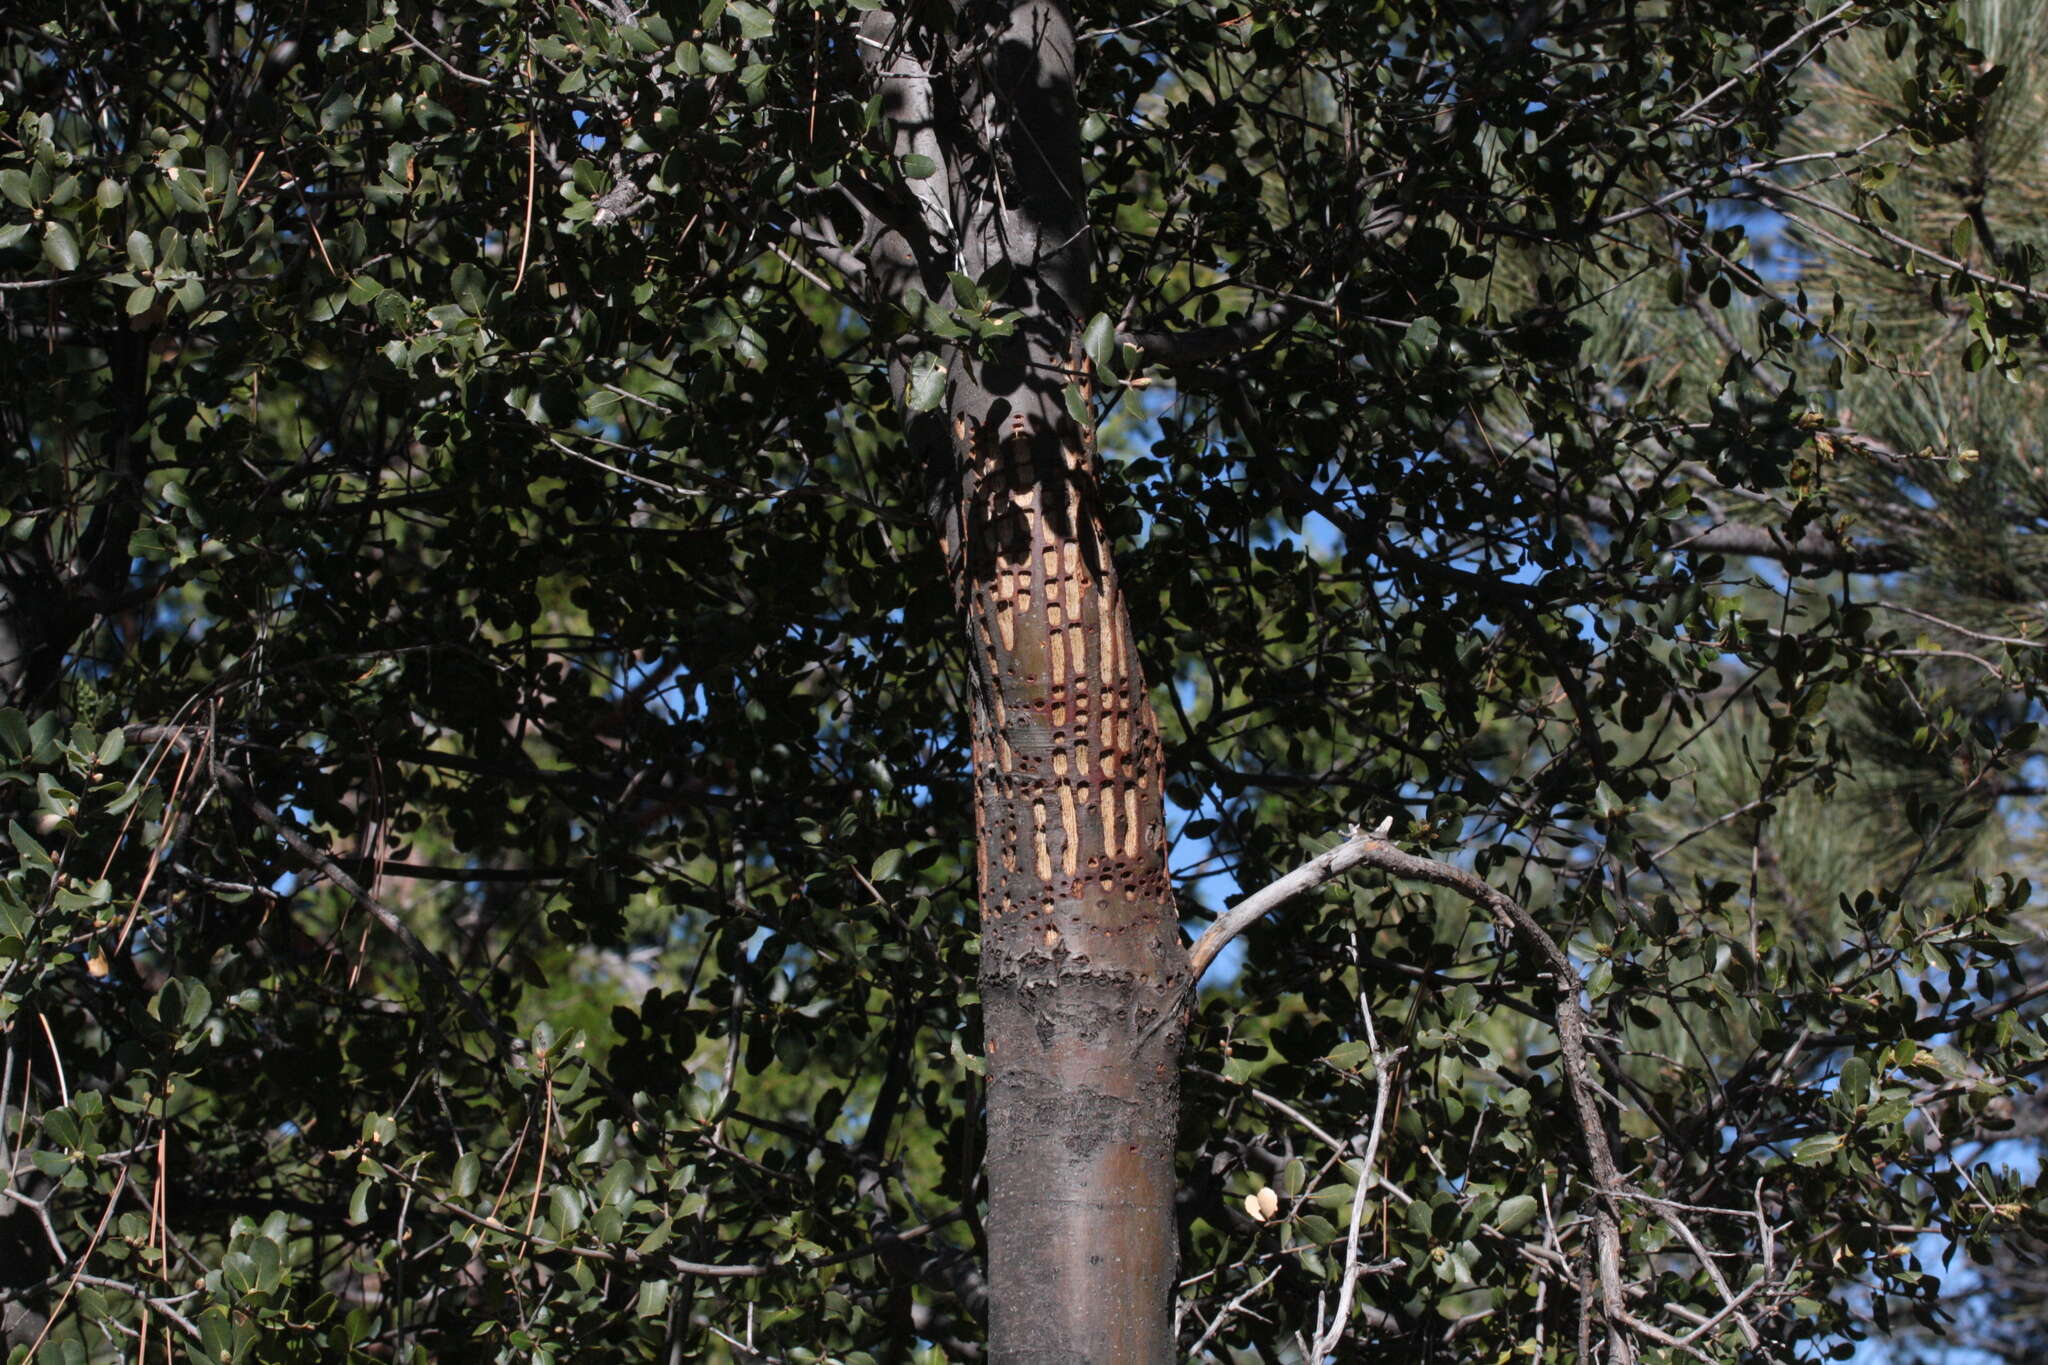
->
1186, 821, 1390, 981
1121, 298, 1311, 367
1309, 1002, 1401, 1358
858, 11, 955, 252
127, 726, 516, 1060
1193, 826, 1750, 1357
1665, 518, 1913, 572
326, 858, 574, 884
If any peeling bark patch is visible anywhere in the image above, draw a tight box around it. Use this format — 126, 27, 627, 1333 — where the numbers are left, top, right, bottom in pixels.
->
945, 380, 1189, 1364
959, 415, 1172, 929
988, 1068, 1141, 1165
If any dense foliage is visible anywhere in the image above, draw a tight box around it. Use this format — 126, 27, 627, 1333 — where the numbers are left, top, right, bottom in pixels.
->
4, 0, 2048, 1361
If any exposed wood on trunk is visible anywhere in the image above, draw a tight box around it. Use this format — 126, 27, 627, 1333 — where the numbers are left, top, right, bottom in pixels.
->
936, 374, 1188, 1361
857, 4, 1190, 1353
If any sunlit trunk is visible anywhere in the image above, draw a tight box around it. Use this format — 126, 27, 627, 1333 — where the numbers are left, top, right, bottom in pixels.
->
930, 335, 1188, 1360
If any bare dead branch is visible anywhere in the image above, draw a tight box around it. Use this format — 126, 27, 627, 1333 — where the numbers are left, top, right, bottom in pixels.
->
1309, 1002, 1402, 1357
1195, 825, 1769, 1358
1874, 600, 2048, 651
1186, 821, 1391, 981
1186, 1267, 1280, 1358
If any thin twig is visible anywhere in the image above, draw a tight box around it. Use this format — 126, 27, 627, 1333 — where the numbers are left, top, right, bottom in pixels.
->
1202, 826, 1706, 1356
126, 727, 515, 1058
1187, 1267, 1281, 1358
22, 1168, 128, 1360
395, 21, 500, 87
34, 1015, 67, 1108
513, 56, 537, 292
1670, 2, 1859, 127
1308, 1004, 1402, 1358
1874, 600, 2046, 651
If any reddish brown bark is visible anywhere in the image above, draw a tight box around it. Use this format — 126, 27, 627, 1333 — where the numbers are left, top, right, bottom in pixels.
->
859, 2, 1188, 1351
933, 384, 1189, 1362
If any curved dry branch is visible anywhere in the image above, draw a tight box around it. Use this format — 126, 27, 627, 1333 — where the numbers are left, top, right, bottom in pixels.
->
1192, 827, 1765, 1357
1187, 822, 1389, 980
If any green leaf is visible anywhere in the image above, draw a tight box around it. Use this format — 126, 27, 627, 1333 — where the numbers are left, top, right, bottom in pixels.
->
8, 821, 50, 870
222, 1249, 258, 1296
617, 24, 662, 54
0, 709, 27, 758
0, 169, 31, 208
869, 847, 904, 883
905, 352, 947, 412
1790, 1133, 1844, 1166
319, 90, 357, 132
451, 263, 489, 315
126, 230, 154, 271
1081, 312, 1117, 376
452, 1152, 481, 1198
41, 1108, 81, 1149
900, 153, 938, 180
1324, 1040, 1375, 1073
347, 1178, 374, 1224
249, 1236, 282, 1292
1436, 1288, 1498, 1320
636, 1279, 671, 1318
1312, 1182, 1357, 1210
946, 271, 983, 310
726, 0, 775, 39
181, 980, 211, 1029
1492, 1194, 1539, 1234
549, 1184, 584, 1233
1062, 381, 1089, 426
1297, 1213, 1336, 1246
41, 222, 79, 272
1837, 1055, 1871, 1105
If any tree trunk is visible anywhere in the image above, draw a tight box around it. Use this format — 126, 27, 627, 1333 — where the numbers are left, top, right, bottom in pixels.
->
931, 347, 1189, 1361
865, 4, 1190, 1355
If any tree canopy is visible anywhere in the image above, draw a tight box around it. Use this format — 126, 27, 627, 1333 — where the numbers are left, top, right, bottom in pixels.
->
4, 0, 2048, 1361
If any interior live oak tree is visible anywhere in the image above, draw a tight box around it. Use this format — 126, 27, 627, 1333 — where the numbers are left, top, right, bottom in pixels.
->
5, 2, 2048, 1362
